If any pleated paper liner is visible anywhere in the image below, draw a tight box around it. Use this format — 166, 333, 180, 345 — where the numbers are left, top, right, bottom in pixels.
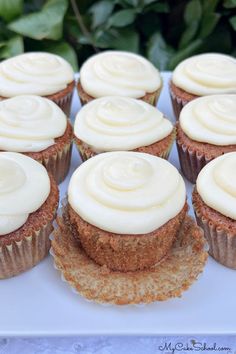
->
193, 188, 236, 269
47, 81, 75, 117
0, 175, 59, 279
76, 81, 163, 107
50, 200, 208, 305
169, 81, 198, 120
74, 129, 176, 163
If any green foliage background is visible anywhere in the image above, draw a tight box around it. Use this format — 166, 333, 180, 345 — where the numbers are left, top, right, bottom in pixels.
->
0, 0, 235, 71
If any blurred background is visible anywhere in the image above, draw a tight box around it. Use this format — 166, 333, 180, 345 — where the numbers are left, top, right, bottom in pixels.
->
0, 0, 235, 71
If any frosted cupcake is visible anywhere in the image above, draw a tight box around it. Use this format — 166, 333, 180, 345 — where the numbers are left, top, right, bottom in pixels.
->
0, 52, 74, 115
78, 51, 162, 106
193, 152, 236, 269
52, 152, 208, 305
0, 95, 73, 184
170, 53, 236, 119
176, 94, 236, 183
74, 96, 175, 161
0, 152, 59, 279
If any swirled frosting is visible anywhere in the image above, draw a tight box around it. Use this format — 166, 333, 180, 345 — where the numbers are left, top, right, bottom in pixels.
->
180, 95, 236, 145
68, 152, 186, 234
197, 152, 236, 220
0, 152, 50, 235
172, 53, 236, 96
80, 51, 161, 98
0, 95, 67, 152
0, 52, 74, 97
74, 96, 173, 151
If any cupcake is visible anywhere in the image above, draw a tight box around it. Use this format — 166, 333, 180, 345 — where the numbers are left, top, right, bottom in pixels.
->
74, 96, 175, 161
170, 53, 236, 119
51, 152, 208, 304
0, 52, 75, 116
0, 152, 59, 279
176, 94, 236, 183
192, 152, 236, 269
77, 51, 162, 106
0, 95, 73, 184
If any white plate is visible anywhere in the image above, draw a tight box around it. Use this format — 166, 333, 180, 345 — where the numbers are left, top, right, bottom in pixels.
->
0, 72, 235, 337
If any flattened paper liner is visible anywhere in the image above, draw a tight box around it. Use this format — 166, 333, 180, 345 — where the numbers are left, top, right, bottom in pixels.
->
50, 202, 208, 305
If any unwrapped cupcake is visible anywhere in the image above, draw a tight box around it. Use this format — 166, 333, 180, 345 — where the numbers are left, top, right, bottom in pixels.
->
0, 152, 59, 279
0, 52, 75, 115
170, 53, 236, 119
193, 152, 236, 269
77, 51, 162, 106
176, 94, 236, 183
52, 151, 208, 305
0, 95, 73, 184
74, 96, 175, 161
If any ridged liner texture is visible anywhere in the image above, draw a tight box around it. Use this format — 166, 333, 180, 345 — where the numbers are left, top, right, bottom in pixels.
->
74, 128, 176, 163
76, 81, 163, 107
46, 80, 75, 117
0, 175, 59, 279
50, 200, 208, 305
193, 188, 236, 269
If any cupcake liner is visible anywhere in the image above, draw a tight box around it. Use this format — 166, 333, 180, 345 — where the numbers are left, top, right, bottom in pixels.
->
193, 203, 236, 269
49, 82, 75, 117
169, 82, 189, 120
0, 222, 54, 279
176, 138, 212, 184
77, 81, 162, 107
50, 199, 208, 305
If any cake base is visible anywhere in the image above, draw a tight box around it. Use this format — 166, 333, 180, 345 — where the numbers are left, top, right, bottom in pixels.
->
51, 215, 208, 305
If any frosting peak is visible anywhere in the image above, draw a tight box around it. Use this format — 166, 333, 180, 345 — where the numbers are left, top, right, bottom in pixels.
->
197, 152, 236, 220
68, 152, 186, 234
0, 152, 50, 235
0, 52, 74, 97
0, 95, 67, 152
80, 51, 161, 98
74, 96, 173, 151
172, 53, 236, 96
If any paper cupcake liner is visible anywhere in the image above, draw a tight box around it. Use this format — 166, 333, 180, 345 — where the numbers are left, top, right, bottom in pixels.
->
74, 128, 176, 163
77, 81, 162, 107
50, 199, 208, 305
49, 83, 74, 117
193, 203, 236, 269
0, 215, 56, 279
176, 138, 212, 184
169, 86, 189, 121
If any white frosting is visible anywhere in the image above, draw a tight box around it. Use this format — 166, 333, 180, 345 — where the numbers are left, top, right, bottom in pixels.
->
0, 95, 67, 152
180, 95, 236, 145
0, 152, 50, 235
68, 152, 186, 234
80, 51, 161, 98
74, 96, 173, 151
0, 52, 74, 97
197, 152, 236, 220
172, 53, 236, 96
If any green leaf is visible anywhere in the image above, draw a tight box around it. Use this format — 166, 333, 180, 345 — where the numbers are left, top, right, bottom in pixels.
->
8, 0, 68, 40
0, 0, 23, 22
110, 28, 139, 52
145, 2, 169, 13
184, 0, 202, 24
179, 21, 198, 49
45, 42, 78, 71
89, 0, 114, 29
202, 0, 220, 12
119, 0, 140, 7
108, 9, 136, 27
169, 39, 203, 69
199, 12, 220, 38
0, 36, 23, 59
223, 0, 236, 8
147, 32, 174, 70
229, 15, 236, 30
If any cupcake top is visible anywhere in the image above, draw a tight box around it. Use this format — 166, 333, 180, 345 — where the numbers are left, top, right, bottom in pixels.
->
74, 96, 173, 152
0, 95, 67, 152
0, 52, 74, 97
80, 51, 161, 98
172, 53, 236, 96
68, 151, 186, 234
197, 152, 236, 220
0, 152, 50, 235
179, 95, 236, 146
